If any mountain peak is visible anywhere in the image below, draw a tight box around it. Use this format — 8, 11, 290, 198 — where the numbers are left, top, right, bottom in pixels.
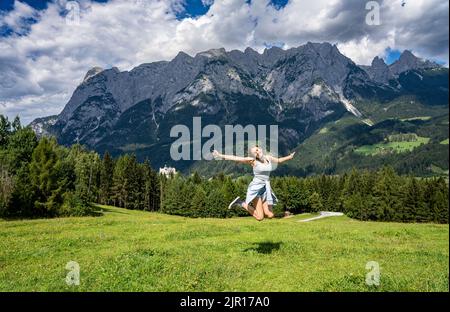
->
399, 50, 417, 62
364, 56, 390, 83
300, 41, 344, 60
303, 41, 334, 50
174, 51, 192, 60
390, 50, 440, 75
83, 66, 104, 82
244, 47, 259, 55
371, 56, 387, 67
196, 48, 227, 58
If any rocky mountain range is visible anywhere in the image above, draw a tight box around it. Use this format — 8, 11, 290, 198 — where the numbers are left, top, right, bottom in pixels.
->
30, 42, 447, 171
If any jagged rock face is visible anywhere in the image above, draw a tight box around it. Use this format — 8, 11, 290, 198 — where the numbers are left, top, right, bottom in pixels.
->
40, 42, 444, 167
63, 43, 362, 116
389, 50, 440, 76
262, 43, 354, 104
363, 56, 391, 84
29, 115, 58, 138
83, 66, 104, 82
362, 50, 441, 82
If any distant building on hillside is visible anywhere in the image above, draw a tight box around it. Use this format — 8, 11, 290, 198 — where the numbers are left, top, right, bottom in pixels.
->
159, 165, 177, 176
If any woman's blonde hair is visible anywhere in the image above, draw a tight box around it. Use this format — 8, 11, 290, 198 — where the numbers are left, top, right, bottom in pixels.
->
249, 142, 272, 160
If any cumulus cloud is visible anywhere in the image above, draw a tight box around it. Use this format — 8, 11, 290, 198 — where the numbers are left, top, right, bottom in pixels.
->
0, 0, 448, 124
0, 0, 38, 35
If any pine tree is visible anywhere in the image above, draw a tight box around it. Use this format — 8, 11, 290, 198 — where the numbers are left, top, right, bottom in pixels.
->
0, 166, 13, 216
126, 155, 143, 210
190, 171, 202, 184
308, 191, 323, 213
191, 186, 207, 217
0, 115, 11, 148
371, 166, 401, 221
7, 164, 36, 218
425, 178, 449, 224
149, 166, 160, 211
74, 151, 100, 205
112, 155, 129, 208
206, 187, 227, 218
343, 192, 366, 220
142, 160, 153, 211
161, 176, 193, 216
11, 116, 21, 133
402, 177, 427, 222
99, 151, 114, 205
2, 127, 38, 173
29, 138, 65, 216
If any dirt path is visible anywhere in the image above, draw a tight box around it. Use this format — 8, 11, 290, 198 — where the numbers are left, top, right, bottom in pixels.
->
297, 211, 344, 222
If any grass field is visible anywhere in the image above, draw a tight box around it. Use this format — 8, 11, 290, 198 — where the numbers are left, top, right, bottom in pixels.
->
355, 136, 430, 156
0, 206, 448, 292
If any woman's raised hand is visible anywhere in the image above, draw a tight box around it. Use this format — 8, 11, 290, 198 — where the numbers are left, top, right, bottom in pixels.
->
288, 152, 296, 160
212, 150, 221, 159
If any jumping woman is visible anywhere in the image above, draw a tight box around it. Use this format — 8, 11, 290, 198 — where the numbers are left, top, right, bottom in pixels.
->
212, 146, 295, 221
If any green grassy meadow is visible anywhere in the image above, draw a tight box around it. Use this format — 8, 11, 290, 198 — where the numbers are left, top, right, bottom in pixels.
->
0, 206, 448, 292
354, 136, 430, 156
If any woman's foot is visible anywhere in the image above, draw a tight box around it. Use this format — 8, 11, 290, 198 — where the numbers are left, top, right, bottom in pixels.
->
228, 196, 245, 210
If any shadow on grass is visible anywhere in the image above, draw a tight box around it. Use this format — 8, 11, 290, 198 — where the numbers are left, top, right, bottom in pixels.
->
86, 211, 103, 217
94, 206, 131, 215
1, 206, 103, 221
244, 241, 282, 254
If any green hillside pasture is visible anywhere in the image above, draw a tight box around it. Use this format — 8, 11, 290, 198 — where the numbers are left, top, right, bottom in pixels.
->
400, 116, 432, 122
355, 136, 430, 156
354, 96, 448, 123
0, 206, 448, 292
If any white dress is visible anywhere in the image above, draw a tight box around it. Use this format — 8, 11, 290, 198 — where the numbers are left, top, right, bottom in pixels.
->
245, 157, 278, 205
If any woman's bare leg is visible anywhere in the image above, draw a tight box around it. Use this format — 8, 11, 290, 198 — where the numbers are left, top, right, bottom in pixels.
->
241, 201, 255, 214
262, 201, 274, 219
252, 198, 265, 221
242, 198, 264, 221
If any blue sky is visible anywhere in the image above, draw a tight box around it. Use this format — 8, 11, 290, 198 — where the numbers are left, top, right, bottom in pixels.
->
0, 0, 448, 123
0, 0, 48, 11
385, 48, 402, 65
0, 0, 109, 11
175, 0, 213, 19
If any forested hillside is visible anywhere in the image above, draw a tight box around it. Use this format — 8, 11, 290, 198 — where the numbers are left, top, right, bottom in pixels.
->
2, 115, 448, 223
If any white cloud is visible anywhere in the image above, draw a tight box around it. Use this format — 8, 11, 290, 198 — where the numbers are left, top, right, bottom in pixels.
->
201, 0, 214, 6
337, 32, 396, 65
0, 0, 448, 124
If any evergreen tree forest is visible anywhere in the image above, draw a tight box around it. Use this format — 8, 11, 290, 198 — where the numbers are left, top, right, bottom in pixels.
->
0, 115, 160, 218
0, 115, 448, 223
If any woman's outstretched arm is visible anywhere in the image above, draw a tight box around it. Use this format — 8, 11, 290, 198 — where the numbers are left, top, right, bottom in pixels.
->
269, 152, 296, 164
212, 150, 254, 164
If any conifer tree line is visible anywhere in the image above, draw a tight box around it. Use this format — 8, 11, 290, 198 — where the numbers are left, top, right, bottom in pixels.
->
0, 116, 159, 218
0, 115, 448, 223
161, 168, 448, 223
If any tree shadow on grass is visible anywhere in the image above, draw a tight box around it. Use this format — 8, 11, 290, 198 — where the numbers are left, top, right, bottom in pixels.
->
95, 206, 130, 215
243, 241, 282, 254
